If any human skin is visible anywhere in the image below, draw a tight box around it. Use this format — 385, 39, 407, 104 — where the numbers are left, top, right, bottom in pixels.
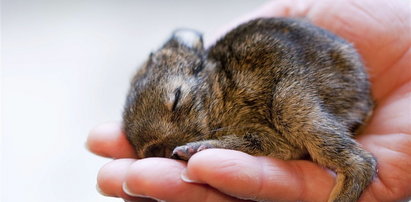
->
87, 0, 411, 201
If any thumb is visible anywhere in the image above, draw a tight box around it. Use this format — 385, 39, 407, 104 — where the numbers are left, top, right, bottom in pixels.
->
183, 149, 335, 201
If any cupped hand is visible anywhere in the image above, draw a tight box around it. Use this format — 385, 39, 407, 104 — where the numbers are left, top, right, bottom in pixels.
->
87, 0, 411, 201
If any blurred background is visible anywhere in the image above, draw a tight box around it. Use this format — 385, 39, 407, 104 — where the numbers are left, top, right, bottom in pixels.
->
1, 0, 268, 201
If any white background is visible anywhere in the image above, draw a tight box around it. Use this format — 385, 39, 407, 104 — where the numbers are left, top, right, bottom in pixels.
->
1, 0, 268, 201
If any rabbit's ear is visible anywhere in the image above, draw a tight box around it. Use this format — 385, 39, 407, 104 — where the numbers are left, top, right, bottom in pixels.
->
170, 29, 204, 51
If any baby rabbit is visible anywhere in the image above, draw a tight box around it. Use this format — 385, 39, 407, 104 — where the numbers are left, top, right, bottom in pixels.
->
123, 18, 377, 202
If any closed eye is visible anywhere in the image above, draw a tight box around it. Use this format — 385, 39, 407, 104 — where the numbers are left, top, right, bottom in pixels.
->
172, 87, 182, 111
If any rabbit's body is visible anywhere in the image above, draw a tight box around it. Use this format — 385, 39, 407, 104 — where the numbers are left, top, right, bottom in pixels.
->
123, 18, 376, 202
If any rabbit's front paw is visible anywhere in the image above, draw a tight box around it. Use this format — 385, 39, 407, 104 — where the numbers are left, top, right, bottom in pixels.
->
171, 141, 214, 160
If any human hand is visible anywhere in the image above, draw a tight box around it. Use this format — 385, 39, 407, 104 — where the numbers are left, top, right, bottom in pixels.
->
87, 0, 411, 201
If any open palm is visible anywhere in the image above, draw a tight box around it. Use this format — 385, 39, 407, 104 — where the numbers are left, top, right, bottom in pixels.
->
87, 0, 411, 201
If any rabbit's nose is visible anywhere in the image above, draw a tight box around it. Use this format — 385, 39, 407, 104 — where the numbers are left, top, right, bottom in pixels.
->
143, 144, 172, 158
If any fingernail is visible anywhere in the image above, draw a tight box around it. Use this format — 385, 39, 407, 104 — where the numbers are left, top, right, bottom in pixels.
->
96, 184, 109, 196
325, 168, 337, 178
122, 182, 163, 201
122, 182, 142, 197
180, 168, 202, 184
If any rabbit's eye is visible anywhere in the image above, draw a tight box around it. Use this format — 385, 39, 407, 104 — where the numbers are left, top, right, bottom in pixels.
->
171, 87, 182, 111
165, 86, 182, 111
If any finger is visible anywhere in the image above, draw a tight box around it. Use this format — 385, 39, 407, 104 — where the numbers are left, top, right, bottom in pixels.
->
184, 149, 335, 201
97, 159, 155, 201
123, 158, 248, 202
87, 122, 137, 158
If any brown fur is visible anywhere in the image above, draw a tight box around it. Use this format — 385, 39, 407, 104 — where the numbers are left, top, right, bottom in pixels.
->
123, 18, 377, 202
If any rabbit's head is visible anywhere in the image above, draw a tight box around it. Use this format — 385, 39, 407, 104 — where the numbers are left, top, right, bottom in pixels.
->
123, 30, 211, 158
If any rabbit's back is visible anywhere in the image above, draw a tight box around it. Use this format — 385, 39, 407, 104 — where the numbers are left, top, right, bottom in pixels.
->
207, 18, 372, 136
